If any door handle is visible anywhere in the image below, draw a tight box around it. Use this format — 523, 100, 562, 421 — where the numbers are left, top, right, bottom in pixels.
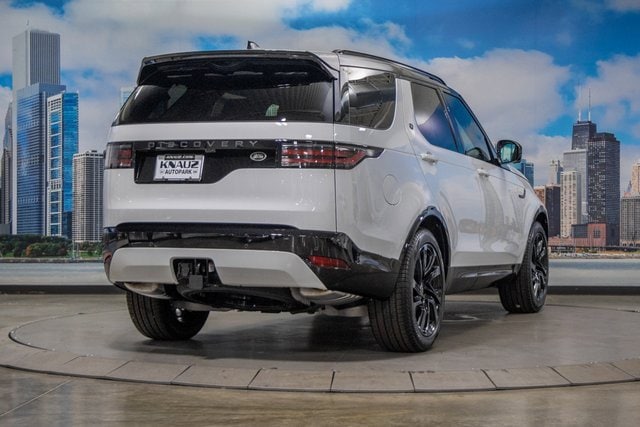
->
519, 188, 526, 199
420, 152, 438, 164
476, 168, 490, 177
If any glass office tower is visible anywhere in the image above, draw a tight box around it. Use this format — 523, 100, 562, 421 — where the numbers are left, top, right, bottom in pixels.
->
47, 92, 78, 238
11, 28, 61, 234
15, 83, 65, 235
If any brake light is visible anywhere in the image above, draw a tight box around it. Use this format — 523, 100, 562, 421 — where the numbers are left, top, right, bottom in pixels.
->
308, 255, 350, 270
105, 142, 134, 169
281, 143, 380, 169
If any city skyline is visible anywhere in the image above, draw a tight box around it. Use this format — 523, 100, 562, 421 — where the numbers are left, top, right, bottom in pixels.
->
1, 0, 640, 189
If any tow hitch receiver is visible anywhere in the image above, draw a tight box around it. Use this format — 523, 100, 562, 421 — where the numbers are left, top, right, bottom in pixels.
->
173, 258, 217, 290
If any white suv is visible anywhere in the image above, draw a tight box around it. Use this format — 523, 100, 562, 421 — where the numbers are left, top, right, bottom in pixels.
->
103, 49, 548, 352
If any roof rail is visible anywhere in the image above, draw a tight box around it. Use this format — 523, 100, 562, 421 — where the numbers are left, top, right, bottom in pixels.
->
333, 50, 446, 85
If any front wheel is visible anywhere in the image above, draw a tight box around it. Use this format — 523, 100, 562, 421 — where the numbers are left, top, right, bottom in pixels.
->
126, 291, 209, 340
368, 229, 445, 352
499, 221, 549, 313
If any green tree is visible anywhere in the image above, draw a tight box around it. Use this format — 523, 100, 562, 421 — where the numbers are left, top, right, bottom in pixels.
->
13, 242, 27, 257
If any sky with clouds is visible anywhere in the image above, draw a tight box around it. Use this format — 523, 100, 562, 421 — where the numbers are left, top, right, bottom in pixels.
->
1, 0, 640, 188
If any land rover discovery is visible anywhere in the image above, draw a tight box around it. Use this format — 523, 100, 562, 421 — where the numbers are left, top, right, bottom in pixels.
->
103, 49, 548, 352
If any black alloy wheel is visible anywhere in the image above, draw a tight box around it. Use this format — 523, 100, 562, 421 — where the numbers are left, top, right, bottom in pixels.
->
369, 229, 445, 352
499, 221, 548, 313
413, 241, 443, 337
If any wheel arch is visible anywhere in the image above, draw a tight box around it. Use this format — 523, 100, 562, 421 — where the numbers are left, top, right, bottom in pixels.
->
511, 205, 549, 276
533, 205, 549, 237
405, 207, 451, 279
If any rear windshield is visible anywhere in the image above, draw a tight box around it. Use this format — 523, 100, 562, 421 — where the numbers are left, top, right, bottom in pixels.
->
116, 58, 334, 124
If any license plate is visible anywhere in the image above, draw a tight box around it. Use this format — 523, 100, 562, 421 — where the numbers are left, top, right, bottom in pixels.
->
153, 154, 204, 181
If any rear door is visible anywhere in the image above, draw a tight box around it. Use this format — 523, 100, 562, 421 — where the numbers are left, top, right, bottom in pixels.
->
405, 81, 487, 277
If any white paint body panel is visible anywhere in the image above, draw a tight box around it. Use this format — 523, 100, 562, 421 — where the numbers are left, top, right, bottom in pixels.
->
105, 122, 336, 232
110, 247, 327, 289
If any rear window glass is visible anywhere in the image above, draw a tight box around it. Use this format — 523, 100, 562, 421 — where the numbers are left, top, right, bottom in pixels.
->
337, 67, 396, 130
116, 58, 334, 124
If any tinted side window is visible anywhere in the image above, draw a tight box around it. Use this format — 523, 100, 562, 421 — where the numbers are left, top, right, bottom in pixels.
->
338, 67, 395, 129
411, 83, 458, 152
443, 93, 492, 162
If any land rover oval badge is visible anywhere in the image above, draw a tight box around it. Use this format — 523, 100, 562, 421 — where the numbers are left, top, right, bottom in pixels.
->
250, 152, 267, 162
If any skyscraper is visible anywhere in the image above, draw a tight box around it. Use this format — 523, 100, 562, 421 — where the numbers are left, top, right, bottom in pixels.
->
514, 158, 534, 187
12, 29, 60, 91
11, 28, 62, 234
587, 132, 620, 246
571, 120, 596, 150
1, 103, 12, 232
563, 149, 588, 223
561, 170, 581, 238
548, 159, 563, 185
631, 160, 640, 195
16, 83, 66, 234
73, 151, 104, 243
47, 92, 78, 238
621, 195, 640, 246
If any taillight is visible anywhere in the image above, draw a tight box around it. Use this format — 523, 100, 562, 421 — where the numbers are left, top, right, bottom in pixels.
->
280, 142, 381, 169
105, 142, 134, 169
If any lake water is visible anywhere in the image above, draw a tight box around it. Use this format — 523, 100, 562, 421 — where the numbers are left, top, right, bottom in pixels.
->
548, 258, 640, 287
0, 258, 639, 288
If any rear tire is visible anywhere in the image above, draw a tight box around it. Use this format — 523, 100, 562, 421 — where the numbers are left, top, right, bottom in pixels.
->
499, 222, 548, 313
368, 229, 445, 352
126, 291, 209, 340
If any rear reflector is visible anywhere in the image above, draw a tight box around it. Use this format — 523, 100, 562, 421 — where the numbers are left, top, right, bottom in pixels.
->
308, 255, 350, 270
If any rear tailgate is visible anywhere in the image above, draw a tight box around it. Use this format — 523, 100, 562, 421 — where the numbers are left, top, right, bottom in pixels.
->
104, 122, 337, 231
105, 51, 340, 232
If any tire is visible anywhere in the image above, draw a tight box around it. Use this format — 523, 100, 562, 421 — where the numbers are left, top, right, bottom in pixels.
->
368, 229, 445, 352
126, 291, 209, 340
499, 222, 548, 313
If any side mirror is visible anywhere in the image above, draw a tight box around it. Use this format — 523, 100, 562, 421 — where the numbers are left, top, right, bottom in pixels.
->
496, 140, 522, 164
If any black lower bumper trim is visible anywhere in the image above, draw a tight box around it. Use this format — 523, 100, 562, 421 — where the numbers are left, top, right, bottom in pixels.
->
103, 223, 400, 299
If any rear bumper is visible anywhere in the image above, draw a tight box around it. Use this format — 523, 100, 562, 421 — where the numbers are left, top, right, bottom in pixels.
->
103, 223, 400, 299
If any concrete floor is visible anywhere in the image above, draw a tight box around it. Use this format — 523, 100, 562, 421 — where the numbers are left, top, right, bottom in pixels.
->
1, 367, 639, 426
1, 293, 639, 425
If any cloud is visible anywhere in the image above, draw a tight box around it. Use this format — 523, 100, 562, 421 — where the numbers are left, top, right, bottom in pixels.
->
1, 0, 413, 152
457, 38, 476, 50
422, 49, 571, 140
0, 85, 10, 109
0, 85, 11, 130
578, 54, 640, 133
307, 0, 351, 12
359, 19, 411, 46
555, 31, 574, 47
606, 0, 640, 12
